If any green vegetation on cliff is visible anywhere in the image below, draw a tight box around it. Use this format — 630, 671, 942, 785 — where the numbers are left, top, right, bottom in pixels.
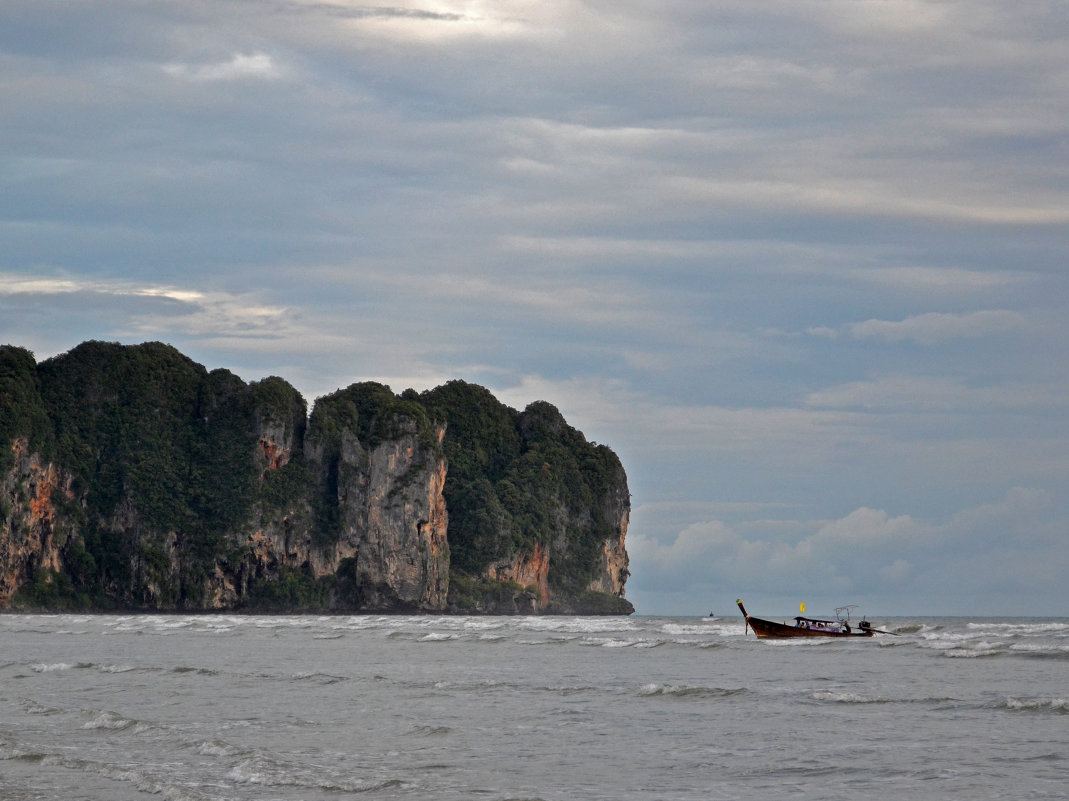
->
417, 382, 628, 599
0, 346, 54, 456
7, 342, 308, 609
1, 342, 631, 614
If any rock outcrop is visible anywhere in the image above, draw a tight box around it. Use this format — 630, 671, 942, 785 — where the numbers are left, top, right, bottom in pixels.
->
0, 438, 76, 605
0, 341, 631, 614
329, 422, 449, 611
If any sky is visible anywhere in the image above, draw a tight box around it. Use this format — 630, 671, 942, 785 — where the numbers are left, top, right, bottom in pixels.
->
2, 1, 1067, 617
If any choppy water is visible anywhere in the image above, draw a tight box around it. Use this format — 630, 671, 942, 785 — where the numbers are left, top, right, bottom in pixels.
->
1, 613, 1066, 800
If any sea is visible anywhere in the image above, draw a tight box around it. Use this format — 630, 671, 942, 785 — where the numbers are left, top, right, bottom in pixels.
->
1, 613, 1066, 801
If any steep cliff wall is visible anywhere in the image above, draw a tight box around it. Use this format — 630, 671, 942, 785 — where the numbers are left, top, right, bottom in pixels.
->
332, 423, 449, 610
420, 384, 634, 615
587, 459, 631, 598
0, 342, 630, 614
0, 438, 77, 605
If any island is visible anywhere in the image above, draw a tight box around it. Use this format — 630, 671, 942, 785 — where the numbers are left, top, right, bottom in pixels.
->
0, 341, 631, 614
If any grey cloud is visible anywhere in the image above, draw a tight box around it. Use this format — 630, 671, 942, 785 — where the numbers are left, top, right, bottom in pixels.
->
848, 310, 1026, 344
3, 0, 1069, 614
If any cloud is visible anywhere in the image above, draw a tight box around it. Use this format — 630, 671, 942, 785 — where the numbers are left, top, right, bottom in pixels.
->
803, 374, 1062, 412
805, 309, 1029, 344
852, 266, 1028, 293
848, 310, 1026, 344
628, 505, 930, 606
3, 0, 1069, 618
628, 488, 1066, 615
0, 272, 300, 351
162, 53, 285, 82
0, 274, 205, 304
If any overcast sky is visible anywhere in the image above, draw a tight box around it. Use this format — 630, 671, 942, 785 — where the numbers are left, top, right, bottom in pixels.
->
3, 1, 1067, 617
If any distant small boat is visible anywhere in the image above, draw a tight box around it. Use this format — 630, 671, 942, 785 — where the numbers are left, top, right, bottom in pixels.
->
736, 599, 894, 639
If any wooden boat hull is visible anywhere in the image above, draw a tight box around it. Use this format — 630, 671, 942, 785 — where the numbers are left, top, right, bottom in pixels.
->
737, 599, 874, 639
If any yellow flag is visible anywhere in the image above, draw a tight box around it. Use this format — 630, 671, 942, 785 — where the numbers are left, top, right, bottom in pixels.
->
800, 602, 806, 614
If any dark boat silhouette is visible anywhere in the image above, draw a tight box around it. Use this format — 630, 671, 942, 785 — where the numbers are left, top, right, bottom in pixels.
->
736, 599, 895, 638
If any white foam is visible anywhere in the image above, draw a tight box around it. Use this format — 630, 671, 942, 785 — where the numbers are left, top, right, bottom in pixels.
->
1002, 697, 1069, 712
96, 663, 136, 673
30, 662, 75, 672
196, 739, 243, 757
811, 690, 884, 704
82, 711, 137, 730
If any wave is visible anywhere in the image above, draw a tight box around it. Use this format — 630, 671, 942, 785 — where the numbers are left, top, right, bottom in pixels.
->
18, 698, 60, 715
432, 678, 510, 692
637, 683, 746, 700
0, 748, 209, 801
409, 724, 453, 737
30, 662, 76, 672
516, 616, 639, 635
892, 623, 926, 634
992, 697, 1069, 714
809, 690, 892, 704
95, 663, 138, 673
516, 636, 576, 646
540, 684, 599, 696
171, 666, 219, 675
195, 738, 246, 757
659, 622, 720, 636
82, 710, 147, 732
966, 620, 1069, 635
0, 745, 49, 762
580, 636, 664, 648
227, 754, 406, 793
289, 671, 349, 685
941, 646, 1007, 659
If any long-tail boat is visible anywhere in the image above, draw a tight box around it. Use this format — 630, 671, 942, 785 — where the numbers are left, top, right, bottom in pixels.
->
736, 599, 894, 638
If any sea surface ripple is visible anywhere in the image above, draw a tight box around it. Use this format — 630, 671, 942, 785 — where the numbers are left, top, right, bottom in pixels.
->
1, 613, 1066, 800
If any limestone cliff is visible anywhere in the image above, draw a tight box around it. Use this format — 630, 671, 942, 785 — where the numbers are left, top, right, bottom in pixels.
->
0, 342, 631, 614
587, 459, 631, 598
202, 419, 449, 611
421, 384, 634, 615
318, 421, 449, 611
0, 438, 77, 605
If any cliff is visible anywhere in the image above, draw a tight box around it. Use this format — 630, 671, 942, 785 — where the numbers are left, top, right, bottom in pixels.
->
0, 341, 632, 614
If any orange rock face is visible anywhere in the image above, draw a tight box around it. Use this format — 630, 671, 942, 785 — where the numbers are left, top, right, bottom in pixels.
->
488, 542, 550, 607
260, 437, 290, 471
588, 509, 630, 598
1, 438, 75, 604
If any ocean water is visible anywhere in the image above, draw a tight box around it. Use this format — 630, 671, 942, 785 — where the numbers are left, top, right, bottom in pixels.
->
1, 613, 1066, 800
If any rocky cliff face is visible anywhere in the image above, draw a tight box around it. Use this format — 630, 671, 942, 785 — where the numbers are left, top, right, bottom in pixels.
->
0, 438, 76, 605
198, 423, 449, 611
0, 342, 631, 614
587, 463, 631, 598
327, 422, 449, 611
487, 542, 550, 608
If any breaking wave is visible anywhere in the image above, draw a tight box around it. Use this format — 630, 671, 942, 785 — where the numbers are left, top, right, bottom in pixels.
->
638, 683, 746, 700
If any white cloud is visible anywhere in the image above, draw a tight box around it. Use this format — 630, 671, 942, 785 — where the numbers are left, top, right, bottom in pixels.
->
803, 374, 1062, 412
293, 0, 555, 41
848, 310, 1025, 344
854, 266, 1027, 293
627, 488, 1066, 615
162, 53, 284, 82
0, 274, 204, 304
0, 273, 299, 347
